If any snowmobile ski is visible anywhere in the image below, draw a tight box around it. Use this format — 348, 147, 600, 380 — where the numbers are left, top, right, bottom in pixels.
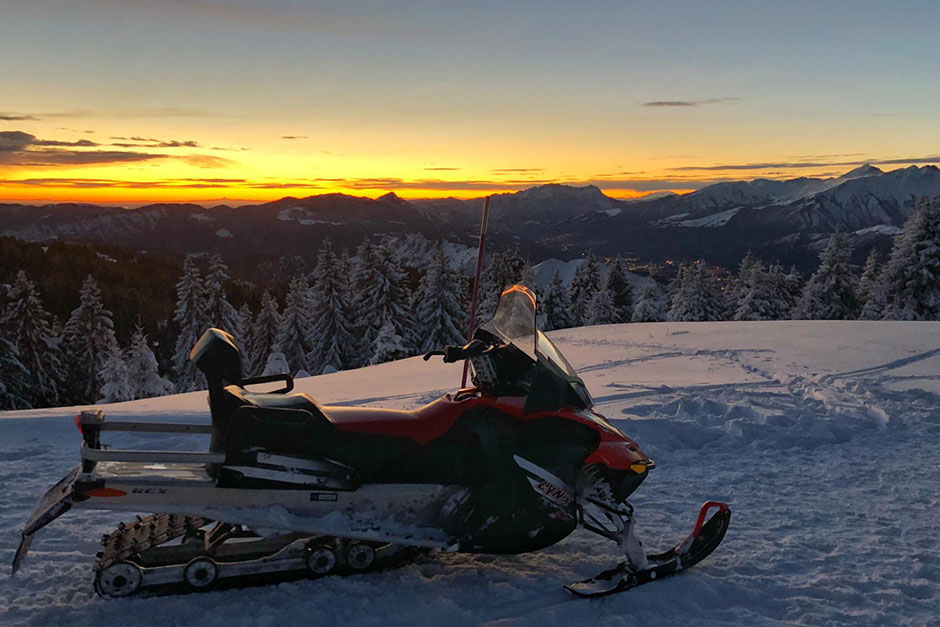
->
565, 501, 731, 598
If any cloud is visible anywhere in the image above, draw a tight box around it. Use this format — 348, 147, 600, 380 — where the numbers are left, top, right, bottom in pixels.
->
280, 135, 308, 140
0, 113, 39, 121
0, 130, 166, 166
642, 98, 741, 108
0, 176, 250, 189
491, 168, 544, 174
424, 167, 460, 171
179, 154, 238, 168
109, 136, 200, 148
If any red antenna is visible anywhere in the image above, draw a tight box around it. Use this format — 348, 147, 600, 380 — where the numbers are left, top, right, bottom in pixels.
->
461, 195, 491, 388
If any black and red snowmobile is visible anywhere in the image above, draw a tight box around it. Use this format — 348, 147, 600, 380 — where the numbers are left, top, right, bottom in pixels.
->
13, 285, 729, 598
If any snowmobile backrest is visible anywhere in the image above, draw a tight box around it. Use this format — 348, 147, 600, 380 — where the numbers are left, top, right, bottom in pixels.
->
190, 328, 243, 388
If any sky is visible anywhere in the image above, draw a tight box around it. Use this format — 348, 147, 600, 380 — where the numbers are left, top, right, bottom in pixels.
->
2, 0, 940, 204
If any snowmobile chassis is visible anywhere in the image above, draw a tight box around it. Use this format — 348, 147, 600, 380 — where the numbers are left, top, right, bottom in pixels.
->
14, 411, 729, 599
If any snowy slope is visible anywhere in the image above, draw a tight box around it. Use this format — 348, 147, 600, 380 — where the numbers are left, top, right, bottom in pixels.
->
3, 321, 940, 626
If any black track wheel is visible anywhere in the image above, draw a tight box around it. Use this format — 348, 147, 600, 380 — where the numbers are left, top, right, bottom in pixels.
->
345, 543, 376, 571
183, 557, 219, 589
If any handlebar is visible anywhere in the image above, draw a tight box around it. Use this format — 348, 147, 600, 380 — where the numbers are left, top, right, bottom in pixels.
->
423, 339, 497, 363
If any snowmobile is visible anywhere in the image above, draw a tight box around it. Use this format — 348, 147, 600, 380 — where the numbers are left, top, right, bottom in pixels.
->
12, 285, 730, 598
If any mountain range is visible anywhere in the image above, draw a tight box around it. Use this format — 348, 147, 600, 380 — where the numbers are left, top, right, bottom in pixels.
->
2, 165, 938, 275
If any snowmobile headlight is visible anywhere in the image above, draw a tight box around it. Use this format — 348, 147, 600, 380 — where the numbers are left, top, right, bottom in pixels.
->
629, 463, 649, 474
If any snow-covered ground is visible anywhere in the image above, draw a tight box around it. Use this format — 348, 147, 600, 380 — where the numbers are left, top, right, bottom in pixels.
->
3, 321, 940, 626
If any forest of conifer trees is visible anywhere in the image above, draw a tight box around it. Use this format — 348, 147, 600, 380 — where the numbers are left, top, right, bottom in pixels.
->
2, 194, 939, 410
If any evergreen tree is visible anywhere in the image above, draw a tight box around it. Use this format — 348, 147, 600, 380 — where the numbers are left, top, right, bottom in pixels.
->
479, 249, 527, 321
359, 240, 415, 365
605, 257, 634, 322
860, 275, 889, 320
880, 195, 940, 320
277, 275, 313, 374
2, 271, 62, 407
412, 241, 466, 353
668, 263, 725, 322
203, 251, 239, 334
262, 351, 290, 376
62, 275, 121, 403
586, 288, 617, 325
172, 256, 208, 392
783, 266, 804, 314
234, 302, 253, 372
540, 271, 572, 331
370, 319, 412, 365
125, 326, 173, 400
98, 341, 132, 404
728, 251, 759, 312
307, 239, 353, 373
793, 233, 859, 320
0, 335, 29, 410
632, 280, 665, 322
348, 237, 378, 365
568, 252, 602, 326
857, 250, 882, 307
734, 260, 790, 320
249, 291, 281, 375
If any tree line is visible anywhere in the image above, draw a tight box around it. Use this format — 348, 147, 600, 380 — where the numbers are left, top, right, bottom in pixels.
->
2, 194, 938, 410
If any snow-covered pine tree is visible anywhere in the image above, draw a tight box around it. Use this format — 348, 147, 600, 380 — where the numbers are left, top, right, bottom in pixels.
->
2, 271, 62, 407
860, 275, 889, 320
782, 266, 804, 314
880, 195, 940, 320
370, 319, 411, 365
277, 275, 313, 375
62, 275, 122, 403
727, 251, 759, 313
307, 239, 353, 373
734, 260, 789, 320
766, 264, 795, 320
262, 351, 290, 376
172, 255, 208, 392
362, 240, 415, 365
586, 288, 617, 325
605, 257, 634, 323
347, 237, 378, 366
125, 326, 173, 400
540, 271, 571, 331
793, 233, 859, 320
234, 302, 253, 371
98, 341, 132, 404
412, 241, 466, 353
0, 335, 29, 410
857, 249, 881, 307
632, 280, 665, 322
568, 252, 602, 326
479, 250, 527, 321
668, 263, 725, 322
249, 291, 281, 375
203, 251, 240, 334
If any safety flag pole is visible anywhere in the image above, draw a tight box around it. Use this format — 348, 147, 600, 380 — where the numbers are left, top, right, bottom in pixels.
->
461, 195, 491, 388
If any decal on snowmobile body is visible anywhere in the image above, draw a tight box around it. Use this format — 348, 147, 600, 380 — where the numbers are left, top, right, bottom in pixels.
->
513, 455, 576, 511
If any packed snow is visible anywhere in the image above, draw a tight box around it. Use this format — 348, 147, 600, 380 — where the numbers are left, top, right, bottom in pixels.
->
2, 321, 940, 626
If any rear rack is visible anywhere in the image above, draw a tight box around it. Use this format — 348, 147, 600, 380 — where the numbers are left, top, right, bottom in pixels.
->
78, 410, 220, 472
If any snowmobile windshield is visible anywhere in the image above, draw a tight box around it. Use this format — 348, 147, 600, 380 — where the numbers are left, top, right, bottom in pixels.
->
479, 285, 594, 410
479, 285, 537, 359
536, 331, 594, 410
